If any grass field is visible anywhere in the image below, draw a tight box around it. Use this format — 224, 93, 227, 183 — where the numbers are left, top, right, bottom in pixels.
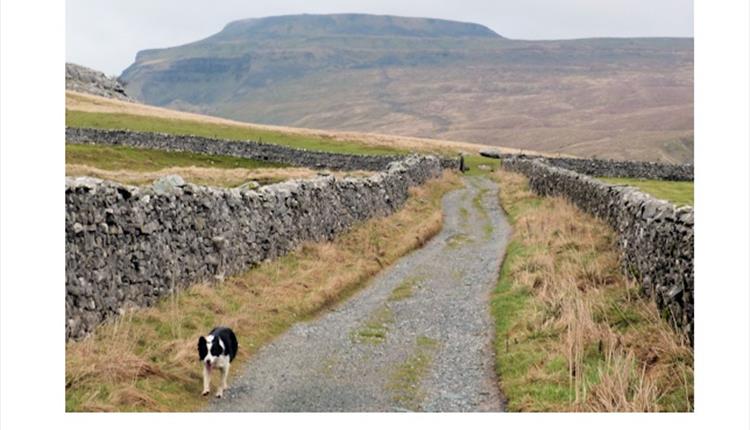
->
490, 169, 693, 412
67, 91, 541, 158
65, 172, 462, 412
66, 164, 360, 188
598, 177, 694, 207
462, 154, 501, 177
67, 110, 406, 156
66, 143, 299, 187
66, 143, 286, 172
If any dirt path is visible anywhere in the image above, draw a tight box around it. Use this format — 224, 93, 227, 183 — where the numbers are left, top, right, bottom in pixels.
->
207, 176, 511, 412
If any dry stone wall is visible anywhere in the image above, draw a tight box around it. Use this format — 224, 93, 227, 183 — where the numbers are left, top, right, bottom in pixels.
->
535, 156, 693, 181
481, 152, 693, 181
66, 127, 462, 172
66, 155, 444, 340
502, 157, 694, 344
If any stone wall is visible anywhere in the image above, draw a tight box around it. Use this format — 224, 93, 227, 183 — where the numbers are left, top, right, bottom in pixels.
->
66, 155, 444, 340
66, 127, 462, 172
482, 152, 693, 181
502, 157, 694, 344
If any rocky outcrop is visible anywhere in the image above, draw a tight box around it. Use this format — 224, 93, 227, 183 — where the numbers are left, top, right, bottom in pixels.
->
502, 157, 694, 344
65, 127, 463, 172
66, 155, 444, 340
66, 63, 132, 101
481, 152, 693, 181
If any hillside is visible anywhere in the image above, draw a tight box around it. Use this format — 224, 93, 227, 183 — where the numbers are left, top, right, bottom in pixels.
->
120, 14, 694, 163
66, 90, 548, 158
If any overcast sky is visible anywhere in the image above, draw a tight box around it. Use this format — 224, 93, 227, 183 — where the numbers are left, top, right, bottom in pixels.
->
66, 0, 694, 76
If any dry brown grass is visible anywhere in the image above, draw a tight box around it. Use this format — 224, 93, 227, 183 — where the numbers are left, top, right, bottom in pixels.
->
65, 171, 462, 412
65, 164, 370, 188
67, 91, 546, 157
491, 168, 693, 412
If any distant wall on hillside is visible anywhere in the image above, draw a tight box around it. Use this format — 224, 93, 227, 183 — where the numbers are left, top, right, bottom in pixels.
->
482, 152, 693, 181
66, 127, 463, 172
66, 155, 445, 340
502, 157, 694, 344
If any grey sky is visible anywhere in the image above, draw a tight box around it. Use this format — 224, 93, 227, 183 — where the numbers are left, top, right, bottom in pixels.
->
66, 0, 694, 76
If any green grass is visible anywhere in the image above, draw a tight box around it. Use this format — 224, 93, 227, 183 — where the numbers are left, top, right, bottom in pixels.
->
469, 182, 495, 239
598, 177, 693, 207
66, 110, 406, 156
491, 242, 532, 336
463, 155, 501, 177
459, 206, 469, 222
386, 335, 439, 410
388, 276, 423, 301
66, 143, 285, 172
446, 233, 474, 249
471, 184, 489, 216
490, 241, 561, 410
350, 306, 395, 344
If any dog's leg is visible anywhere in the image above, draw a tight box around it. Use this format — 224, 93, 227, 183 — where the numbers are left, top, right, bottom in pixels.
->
222, 362, 231, 391
202, 364, 210, 396
216, 363, 229, 398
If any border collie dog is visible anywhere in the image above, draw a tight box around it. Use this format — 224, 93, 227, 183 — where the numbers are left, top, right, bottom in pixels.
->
198, 327, 238, 398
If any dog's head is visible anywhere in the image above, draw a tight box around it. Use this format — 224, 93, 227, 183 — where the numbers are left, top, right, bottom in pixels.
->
197, 335, 225, 371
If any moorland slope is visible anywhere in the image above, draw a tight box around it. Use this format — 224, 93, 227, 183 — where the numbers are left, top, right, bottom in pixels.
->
120, 14, 694, 163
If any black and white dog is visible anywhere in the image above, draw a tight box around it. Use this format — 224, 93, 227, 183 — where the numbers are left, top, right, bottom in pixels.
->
197, 326, 238, 398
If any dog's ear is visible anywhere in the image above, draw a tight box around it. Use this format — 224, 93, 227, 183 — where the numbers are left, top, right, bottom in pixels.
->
198, 336, 208, 360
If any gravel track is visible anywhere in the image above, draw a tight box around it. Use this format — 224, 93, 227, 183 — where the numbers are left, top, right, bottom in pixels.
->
207, 176, 511, 412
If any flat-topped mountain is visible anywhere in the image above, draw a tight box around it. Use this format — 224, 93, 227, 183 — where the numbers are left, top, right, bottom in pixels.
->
121, 14, 693, 163
215, 14, 500, 39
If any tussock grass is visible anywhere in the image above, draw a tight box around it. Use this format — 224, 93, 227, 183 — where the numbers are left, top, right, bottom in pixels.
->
597, 177, 694, 207
65, 172, 462, 412
66, 164, 370, 188
491, 169, 693, 412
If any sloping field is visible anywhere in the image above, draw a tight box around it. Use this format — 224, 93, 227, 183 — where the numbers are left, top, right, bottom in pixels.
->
118, 14, 693, 163
67, 91, 546, 157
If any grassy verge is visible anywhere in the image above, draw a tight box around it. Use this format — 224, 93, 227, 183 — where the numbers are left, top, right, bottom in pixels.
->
597, 177, 694, 207
65, 171, 462, 412
67, 110, 406, 156
491, 169, 693, 412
